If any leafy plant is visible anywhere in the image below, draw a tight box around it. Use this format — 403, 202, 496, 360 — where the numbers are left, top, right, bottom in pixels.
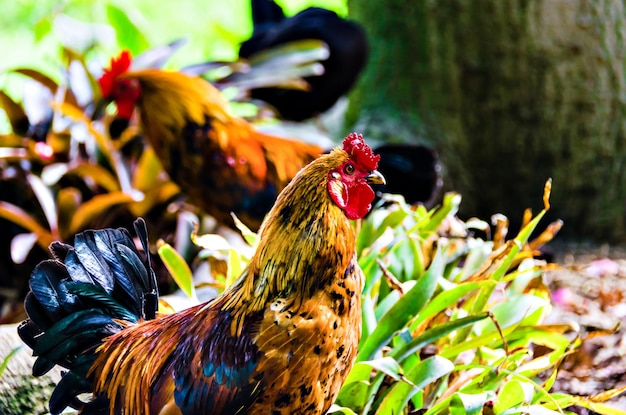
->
166, 182, 626, 415
327, 183, 625, 415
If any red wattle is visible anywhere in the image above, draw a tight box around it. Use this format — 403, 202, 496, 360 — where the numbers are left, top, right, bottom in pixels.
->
116, 99, 136, 119
344, 182, 375, 220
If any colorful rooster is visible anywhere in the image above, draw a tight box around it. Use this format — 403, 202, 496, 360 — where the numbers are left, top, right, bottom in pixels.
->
19, 133, 385, 414
99, 50, 322, 231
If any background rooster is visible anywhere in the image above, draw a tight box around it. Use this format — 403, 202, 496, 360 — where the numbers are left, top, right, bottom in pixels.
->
100, 50, 322, 231
99, 51, 440, 232
18, 133, 384, 415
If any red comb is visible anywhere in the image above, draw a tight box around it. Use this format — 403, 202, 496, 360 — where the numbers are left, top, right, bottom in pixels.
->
98, 50, 132, 98
342, 133, 380, 171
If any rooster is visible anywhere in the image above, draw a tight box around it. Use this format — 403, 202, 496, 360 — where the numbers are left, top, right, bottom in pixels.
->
99, 50, 322, 231
99, 51, 439, 231
18, 133, 385, 415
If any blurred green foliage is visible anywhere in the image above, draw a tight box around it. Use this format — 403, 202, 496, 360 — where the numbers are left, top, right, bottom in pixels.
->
0, 0, 347, 133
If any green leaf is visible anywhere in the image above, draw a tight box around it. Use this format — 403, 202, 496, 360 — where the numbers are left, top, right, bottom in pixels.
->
420, 192, 461, 235
409, 281, 487, 331
106, 3, 149, 55
157, 240, 196, 300
450, 392, 494, 415
361, 250, 384, 295
334, 381, 370, 411
226, 248, 246, 289
231, 213, 257, 246
357, 244, 446, 361
327, 405, 358, 415
391, 313, 490, 363
495, 380, 534, 413
361, 357, 404, 381
501, 405, 564, 415
0, 346, 23, 377
375, 285, 408, 320
34, 17, 53, 42
337, 360, 375, 409
376, 356, 454, 415
473, 293, 550, 336
357, 206, 408, 254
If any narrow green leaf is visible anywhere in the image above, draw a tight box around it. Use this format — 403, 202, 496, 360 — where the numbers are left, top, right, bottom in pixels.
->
391, 313, 490, 363
157, 240, 195, 300
231, 213, 257, 246
327, 405, 358, 415
474, 293, 550, 335
357, 244, 446, 361
226, 248, 245, 289
450, 392, 493, 415
410, 281, 487, 331
0, 346, 23, 377
502, 405, 563, 415
337, 360, 376, 410
334, 381, 370, 412
376, 356, 454, 415
420, 192, 461, 234
360, 357, 404, 381
495, 380, 531, 413
105, 3, 149, 55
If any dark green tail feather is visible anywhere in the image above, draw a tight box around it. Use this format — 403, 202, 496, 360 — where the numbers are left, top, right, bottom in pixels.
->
17, 218, 158, 415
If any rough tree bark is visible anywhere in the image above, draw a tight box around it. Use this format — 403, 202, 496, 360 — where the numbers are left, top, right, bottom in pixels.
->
348, 0, 626, 240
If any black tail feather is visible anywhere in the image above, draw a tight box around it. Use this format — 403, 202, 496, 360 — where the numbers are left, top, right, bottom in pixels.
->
17, 218, 157, 415
250, 0, 286, 33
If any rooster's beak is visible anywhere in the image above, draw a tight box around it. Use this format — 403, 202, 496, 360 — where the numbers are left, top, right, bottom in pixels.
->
366, 170, 386, 185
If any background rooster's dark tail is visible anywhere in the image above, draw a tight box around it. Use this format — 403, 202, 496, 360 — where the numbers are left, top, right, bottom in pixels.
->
17, 218, 158, 414
239, 0, 368, 121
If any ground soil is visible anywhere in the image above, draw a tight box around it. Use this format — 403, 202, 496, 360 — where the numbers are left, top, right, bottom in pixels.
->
545, 241, 626, 411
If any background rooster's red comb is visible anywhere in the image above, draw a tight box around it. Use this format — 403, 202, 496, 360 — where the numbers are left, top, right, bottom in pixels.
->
98, 50, 132, 98
342, 132, 380, 171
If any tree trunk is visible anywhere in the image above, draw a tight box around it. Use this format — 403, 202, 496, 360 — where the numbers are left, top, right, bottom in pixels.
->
348, 0, 626, 240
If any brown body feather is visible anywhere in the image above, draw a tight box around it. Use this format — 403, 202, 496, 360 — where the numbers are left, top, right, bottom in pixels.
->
90, 148, 365, 415
119, 69, 322, 229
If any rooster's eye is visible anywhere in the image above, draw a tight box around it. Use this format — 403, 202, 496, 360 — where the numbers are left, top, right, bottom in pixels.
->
344, 163, 355, 175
